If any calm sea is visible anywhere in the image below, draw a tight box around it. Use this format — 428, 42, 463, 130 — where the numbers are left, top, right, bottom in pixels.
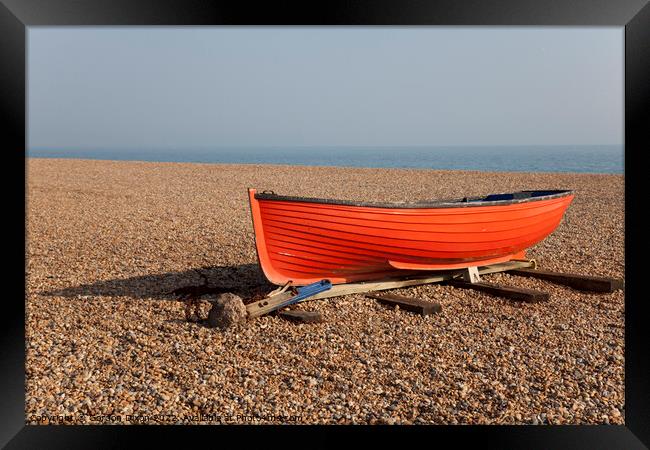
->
28, 145, 624, 174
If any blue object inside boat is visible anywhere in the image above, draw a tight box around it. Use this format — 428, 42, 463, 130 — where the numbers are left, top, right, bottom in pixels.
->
481, 190, 563, 202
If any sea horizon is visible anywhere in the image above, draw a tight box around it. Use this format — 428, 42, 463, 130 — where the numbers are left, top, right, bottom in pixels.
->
27, 144, 624, 174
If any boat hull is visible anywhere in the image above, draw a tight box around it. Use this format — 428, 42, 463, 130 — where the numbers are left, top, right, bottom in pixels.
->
248, 188, 574, 285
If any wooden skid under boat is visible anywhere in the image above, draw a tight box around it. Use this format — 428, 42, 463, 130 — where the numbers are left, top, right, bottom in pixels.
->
248, 188, 574, 285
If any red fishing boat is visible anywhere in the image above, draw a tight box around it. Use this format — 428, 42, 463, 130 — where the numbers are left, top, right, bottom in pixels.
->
248, 188, 574, 286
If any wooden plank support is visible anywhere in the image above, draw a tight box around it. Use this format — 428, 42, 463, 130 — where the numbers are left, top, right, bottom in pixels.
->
246, 260, 537, 318
246, 291, 294, 319
366, 293, 442, 315
507, 268, 624, 293
448, 280, 549, 303
306, 260, 536, 302
278, 310, 324, 323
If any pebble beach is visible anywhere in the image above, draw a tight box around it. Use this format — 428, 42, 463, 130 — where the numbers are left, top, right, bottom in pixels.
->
25, 158, 625, 425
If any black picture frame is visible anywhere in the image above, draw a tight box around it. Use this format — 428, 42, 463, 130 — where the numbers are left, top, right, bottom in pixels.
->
3, 0, 648, 447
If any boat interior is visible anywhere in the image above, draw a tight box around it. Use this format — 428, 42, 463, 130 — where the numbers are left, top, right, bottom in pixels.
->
253, 189, 574, 209
461, 190, 571, 202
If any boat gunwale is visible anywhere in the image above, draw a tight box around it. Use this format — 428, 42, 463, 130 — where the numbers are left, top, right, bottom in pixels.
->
254, 189, 574, 209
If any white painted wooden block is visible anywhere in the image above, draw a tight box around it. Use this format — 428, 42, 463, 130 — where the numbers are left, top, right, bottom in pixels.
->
462, 266, 481, 283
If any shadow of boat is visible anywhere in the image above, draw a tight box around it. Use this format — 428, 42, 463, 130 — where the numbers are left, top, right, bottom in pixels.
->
41, 263, 274, 303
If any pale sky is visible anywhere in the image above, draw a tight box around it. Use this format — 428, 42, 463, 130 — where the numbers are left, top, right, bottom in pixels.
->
28, 27, 623, 150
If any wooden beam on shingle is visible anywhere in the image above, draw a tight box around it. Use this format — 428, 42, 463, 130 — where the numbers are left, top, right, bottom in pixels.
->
507, 268, 624, 293
448, 280, 549, 303
366, 293, 442, 315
